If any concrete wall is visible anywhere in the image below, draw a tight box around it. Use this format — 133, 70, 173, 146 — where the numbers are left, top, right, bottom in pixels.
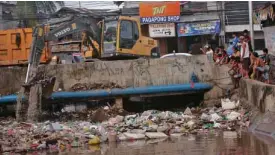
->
0, 55, 232, 99
239, 79, 275, 113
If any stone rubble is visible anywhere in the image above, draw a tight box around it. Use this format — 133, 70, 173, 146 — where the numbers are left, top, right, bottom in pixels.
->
0, 98, 250, 153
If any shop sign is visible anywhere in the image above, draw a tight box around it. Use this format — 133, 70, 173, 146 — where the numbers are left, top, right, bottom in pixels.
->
149, 23, 175, 38
139, 2, 180, 24
177, 20, 221, 37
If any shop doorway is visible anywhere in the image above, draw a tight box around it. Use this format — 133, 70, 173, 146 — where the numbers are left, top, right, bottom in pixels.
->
167, 37, 178, 53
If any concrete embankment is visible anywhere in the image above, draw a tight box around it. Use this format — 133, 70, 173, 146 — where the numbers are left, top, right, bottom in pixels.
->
239, 79, 275, 138
0, 56, 232, 100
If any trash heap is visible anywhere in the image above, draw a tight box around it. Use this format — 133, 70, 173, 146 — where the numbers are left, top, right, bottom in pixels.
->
0, 98, 250, 153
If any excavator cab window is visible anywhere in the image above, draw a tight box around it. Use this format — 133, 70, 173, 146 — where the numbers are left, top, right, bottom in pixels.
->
119, 20, 139, 49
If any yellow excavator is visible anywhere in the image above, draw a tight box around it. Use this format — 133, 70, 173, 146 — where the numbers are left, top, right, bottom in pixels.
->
25, 15, 160, 83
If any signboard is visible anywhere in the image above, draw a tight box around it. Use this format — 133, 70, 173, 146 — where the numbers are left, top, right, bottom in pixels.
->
263, 26, 275, 55
139, 2, 180, 24
149, 23, 175, 38
177, 20, 221, 37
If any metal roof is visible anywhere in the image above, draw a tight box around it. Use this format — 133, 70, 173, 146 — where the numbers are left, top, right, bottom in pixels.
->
52, 7, 120, 18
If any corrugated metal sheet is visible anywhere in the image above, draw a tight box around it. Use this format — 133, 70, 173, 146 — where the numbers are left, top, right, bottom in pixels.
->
179, 13, 219, 23
225, 1, 269, 25
52, 7, 120, 18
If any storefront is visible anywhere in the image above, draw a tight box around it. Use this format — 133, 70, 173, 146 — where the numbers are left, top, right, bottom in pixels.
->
255, 3, 275, 55
176, 20, 221, 53
139, 2, 180, 56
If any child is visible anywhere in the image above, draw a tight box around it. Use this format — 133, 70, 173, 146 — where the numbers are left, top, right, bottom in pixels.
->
230, 47, 240, 64
228, 56, 242, 88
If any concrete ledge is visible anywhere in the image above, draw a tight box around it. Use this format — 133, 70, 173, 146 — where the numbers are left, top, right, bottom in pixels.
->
239, 79, 275, 113
0, 56, 232, 100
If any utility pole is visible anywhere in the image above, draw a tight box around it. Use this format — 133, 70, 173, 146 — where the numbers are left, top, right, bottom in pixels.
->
79, 1, 81, 8
248, 1, 255, 50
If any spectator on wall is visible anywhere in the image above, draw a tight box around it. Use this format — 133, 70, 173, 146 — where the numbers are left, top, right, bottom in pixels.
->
240, 36, 250, 78
232, 33, 239, 49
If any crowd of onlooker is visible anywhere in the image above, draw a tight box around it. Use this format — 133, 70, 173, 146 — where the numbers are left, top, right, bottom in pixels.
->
200, 29, 271, 88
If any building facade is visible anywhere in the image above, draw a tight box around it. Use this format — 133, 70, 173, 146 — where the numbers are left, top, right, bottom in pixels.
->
0, 2, 18, 30
123, 1, 268, 55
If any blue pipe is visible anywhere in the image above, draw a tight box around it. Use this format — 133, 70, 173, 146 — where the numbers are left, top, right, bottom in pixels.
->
0, 83, 212, 104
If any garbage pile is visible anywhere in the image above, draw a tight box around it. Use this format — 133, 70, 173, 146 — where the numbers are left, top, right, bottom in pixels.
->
0, 98, 250, 153
70, 82, 123, 91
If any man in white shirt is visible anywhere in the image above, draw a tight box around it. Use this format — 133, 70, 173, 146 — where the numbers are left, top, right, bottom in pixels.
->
240, 36, 250, 78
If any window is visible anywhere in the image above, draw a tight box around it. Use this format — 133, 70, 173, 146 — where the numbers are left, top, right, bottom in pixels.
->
120, 20, 133, 39
119, 20, 139, 49
133, 22, 139, 41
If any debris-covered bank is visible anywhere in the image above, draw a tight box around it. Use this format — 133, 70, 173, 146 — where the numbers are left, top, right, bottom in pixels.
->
0, 98, 251, 153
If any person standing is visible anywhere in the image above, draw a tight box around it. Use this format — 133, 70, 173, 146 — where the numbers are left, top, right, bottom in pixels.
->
232, 33, 239, 49
240, 36, 250, 78
243, 30, 253, 52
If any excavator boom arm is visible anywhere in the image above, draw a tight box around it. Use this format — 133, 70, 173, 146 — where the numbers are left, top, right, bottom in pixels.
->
26, 17, 102, 84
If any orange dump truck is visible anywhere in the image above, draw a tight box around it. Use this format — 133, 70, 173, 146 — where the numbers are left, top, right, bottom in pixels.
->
0, 28, 51, 66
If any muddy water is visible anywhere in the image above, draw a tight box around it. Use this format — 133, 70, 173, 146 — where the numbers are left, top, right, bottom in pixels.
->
24, 131, 275, 155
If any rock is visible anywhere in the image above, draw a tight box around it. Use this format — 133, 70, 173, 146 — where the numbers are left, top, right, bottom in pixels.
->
91, 108, 109, 122
183, 107, 192, 115
123, 133, 146, 140
157, 126, 168, 132
131, 129, 146, 134
170, 133, 183, 137
145, 132, 168, 139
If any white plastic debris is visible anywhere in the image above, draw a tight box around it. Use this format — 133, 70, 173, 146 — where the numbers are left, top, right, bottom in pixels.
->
183, 107, 192, 115
213, 122, 221, 128
221, 98, 240, 110
103, 106, 109, 110
145, 132, 168, 139
201, 113, 210, 121
108, 115, 124, 126
75, 104, 87, 112
186, 120, 195, 128
227, 111, 241, 121
49, 122, 62, 131
210, 113, 222, 122
62, 105, 75, 113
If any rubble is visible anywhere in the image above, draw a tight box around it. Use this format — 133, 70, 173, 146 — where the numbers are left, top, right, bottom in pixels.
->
0, 98, 251, 153
70, 82, 123, 91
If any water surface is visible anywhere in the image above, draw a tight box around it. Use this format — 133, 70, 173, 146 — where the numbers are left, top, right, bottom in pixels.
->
22, 131, 275, 155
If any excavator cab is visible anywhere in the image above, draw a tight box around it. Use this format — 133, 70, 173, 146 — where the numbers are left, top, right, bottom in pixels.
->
100, 16, 160, 59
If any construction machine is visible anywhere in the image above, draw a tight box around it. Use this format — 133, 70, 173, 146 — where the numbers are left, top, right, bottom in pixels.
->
25, 15, 159, 83
15, 15, 159, 121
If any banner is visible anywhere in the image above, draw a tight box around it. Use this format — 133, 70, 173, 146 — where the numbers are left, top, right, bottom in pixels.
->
177, 20, 221, 37
139, 2, 180, 24
149, 23, 175, 38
